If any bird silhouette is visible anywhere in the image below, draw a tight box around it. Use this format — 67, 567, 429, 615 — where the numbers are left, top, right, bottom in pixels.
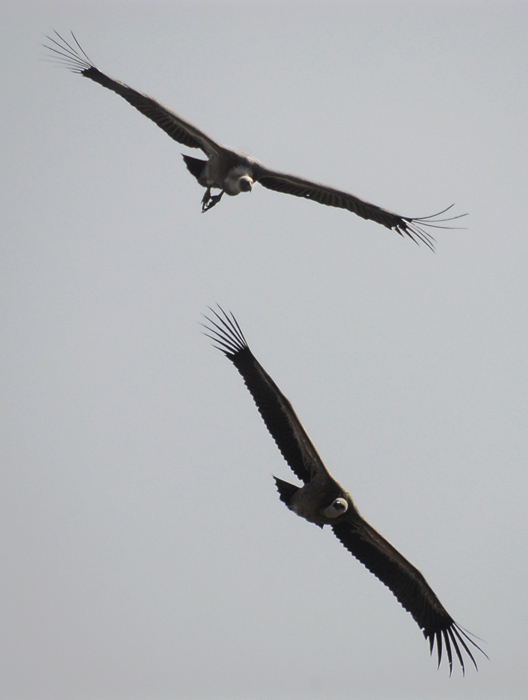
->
44, 31, 465, 250
203, 306, 485, 674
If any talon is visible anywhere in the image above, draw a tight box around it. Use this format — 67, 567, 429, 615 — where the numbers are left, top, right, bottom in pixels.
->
201, 188, 223, 212
201, 188, 212, 212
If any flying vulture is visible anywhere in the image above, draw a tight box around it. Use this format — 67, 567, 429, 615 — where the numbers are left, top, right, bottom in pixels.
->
203, 307, 485, 674
45, 31, 463, 250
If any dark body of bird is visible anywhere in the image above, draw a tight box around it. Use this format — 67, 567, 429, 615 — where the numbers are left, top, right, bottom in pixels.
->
203, 307, 485, 675
44, 31, 464, 250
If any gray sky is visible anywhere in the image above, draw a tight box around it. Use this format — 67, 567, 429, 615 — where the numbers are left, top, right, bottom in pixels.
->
2, 1, 527, 698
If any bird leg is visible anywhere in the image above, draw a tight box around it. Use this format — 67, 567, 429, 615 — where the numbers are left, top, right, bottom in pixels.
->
201, 188, 224, 212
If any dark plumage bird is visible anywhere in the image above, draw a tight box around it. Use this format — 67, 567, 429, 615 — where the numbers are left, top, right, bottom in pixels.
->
44, 31, 463, 250
203, 307, 485, 674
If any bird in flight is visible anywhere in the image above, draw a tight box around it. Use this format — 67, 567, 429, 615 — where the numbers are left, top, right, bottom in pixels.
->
203, 306, 485, 674
45, 31, 463, 250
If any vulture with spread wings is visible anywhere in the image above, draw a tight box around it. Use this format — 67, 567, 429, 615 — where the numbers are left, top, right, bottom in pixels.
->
45, 31, 463, 250
203, 307, 485, 674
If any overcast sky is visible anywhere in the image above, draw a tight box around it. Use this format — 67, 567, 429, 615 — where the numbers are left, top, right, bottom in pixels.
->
2, 2, 527, 699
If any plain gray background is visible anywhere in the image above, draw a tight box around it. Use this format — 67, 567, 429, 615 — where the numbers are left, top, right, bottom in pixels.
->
2, 1, 527, 698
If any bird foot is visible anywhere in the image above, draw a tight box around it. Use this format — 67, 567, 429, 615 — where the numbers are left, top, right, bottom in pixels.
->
201, 188, 224, 212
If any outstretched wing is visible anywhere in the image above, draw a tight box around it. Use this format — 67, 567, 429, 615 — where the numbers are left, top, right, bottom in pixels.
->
332, 516, 485, 674
202, 307, 329, 484
253, 164, 464, 251
44, 31, 223, 158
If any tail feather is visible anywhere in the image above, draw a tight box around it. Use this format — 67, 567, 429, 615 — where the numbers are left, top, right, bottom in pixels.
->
182, 154, 207, 181
273, 476, 299, 506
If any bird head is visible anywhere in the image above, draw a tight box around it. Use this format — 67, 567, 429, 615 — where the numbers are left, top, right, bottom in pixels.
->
238, 175, 253, 193
323, 497, 348, 518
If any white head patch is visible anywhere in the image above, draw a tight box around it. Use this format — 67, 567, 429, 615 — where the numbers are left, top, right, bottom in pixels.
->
323, 498, 348, 518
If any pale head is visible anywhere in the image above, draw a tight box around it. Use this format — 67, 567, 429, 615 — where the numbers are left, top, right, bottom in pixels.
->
323, 497, 348, 518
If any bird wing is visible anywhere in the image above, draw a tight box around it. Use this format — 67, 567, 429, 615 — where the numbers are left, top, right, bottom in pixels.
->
44, 31, 223, 158
253, 164, 463, 250
203, 307, 329, 485
331, 516, 484, 674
